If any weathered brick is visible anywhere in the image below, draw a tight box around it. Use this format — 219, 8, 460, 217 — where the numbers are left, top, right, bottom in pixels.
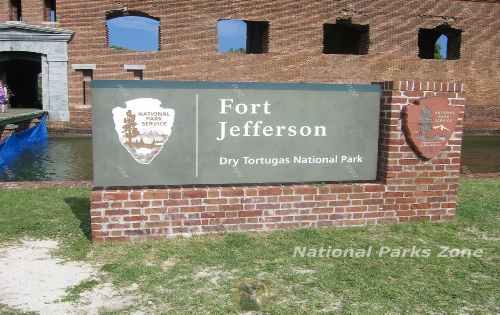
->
220, 189, 245, 197
238, 210, 263, 217
103, 193, 128, 201
182, 190, 207, 199
258, 187, 282, 196
105, 209, 129, 216
181, 206, 205, 213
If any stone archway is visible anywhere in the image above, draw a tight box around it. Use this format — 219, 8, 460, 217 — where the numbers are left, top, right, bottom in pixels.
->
0, 22, 73, 122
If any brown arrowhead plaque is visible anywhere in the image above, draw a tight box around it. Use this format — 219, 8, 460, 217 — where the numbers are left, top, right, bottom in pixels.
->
403, 96, 458, 159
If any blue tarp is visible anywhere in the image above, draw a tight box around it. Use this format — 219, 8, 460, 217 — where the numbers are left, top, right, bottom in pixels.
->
0, 115, 48, 170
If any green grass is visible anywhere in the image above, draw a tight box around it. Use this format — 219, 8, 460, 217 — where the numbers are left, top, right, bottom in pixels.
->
0, 179, 499, 314
0, 188, 91, 260
60, 279, 100, 303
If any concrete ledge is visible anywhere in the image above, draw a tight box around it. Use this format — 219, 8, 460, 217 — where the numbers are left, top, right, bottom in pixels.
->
0, 22, 74, 42
124, 64, 146, 71
72, 64, 96, 70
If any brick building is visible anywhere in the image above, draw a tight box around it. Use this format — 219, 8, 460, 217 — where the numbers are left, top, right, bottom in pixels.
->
0, 0, 498, 132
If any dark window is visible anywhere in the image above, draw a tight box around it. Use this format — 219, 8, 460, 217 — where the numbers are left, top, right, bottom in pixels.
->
106, 11, 160, 52
129, 70, 143, 80
43, 0, 56, 22
323, 19, 369, 55
9, 0, 22, 21
418, 24, 462, 60
81, 70, 93, 105
246, 21, 269, 54
217, 19, 269, 54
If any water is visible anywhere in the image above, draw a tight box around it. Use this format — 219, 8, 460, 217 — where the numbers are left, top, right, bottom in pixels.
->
0, 136, 498, 182
0, 137, 92, 181
461, 136, 500, 174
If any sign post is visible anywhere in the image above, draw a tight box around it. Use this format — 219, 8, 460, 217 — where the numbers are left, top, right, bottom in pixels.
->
89, 80, 465, 243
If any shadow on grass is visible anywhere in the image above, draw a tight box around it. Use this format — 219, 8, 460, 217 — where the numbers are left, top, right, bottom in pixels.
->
65, 197, 91, 241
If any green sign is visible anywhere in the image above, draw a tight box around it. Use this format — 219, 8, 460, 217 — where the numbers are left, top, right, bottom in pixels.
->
91, 81, 381, 187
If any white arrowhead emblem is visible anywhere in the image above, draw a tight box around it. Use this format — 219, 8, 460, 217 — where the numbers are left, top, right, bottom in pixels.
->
112, 98, 175, 165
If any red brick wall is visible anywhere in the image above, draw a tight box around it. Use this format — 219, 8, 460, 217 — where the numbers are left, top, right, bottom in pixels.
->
0, 1, 9, 21
0, 0, 47, 23
0, 1, 494, 131
21, 0, 45, 23
60, 0, 497, 132
90, 79, 465, 242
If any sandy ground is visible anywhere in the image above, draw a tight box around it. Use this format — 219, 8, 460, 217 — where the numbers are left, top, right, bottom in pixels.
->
0, 239, 137, 315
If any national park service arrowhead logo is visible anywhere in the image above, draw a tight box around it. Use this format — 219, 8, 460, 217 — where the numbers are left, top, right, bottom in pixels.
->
112, 98, 175, 165
403, 96, 458, 159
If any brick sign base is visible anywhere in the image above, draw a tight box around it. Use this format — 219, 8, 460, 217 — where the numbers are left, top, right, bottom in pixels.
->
90, 80, 465, 242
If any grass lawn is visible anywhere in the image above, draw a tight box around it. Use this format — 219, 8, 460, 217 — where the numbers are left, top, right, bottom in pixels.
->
0, 179, 499, 314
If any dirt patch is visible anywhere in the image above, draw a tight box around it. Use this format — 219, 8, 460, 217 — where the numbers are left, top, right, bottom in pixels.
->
0, 239, 136, 315
193, 267, 234, 286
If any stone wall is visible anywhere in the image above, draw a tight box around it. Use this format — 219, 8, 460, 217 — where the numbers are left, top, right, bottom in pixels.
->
89, 80, 465, 242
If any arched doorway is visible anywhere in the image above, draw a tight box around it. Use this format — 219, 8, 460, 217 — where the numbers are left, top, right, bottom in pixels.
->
0, 52, 43, 109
